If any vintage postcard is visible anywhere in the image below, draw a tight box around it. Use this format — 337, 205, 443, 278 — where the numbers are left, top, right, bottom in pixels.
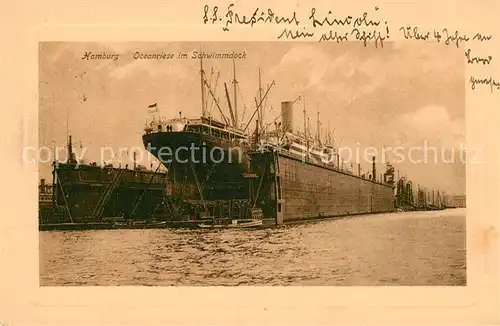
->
38, 40, 468, 286
1, 0, 499, 325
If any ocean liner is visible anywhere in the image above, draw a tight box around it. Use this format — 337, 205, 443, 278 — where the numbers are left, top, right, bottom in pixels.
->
142, 58, 265, 221
142, 58, 397, 225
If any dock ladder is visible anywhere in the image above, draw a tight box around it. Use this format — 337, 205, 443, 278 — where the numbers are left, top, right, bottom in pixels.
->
93, 169, 124, 221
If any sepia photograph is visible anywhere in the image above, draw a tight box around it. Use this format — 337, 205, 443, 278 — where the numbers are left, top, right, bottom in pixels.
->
37, 41, 466, 286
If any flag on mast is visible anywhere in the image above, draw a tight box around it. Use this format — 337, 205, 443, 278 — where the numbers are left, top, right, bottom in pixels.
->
148, 103, 158, 113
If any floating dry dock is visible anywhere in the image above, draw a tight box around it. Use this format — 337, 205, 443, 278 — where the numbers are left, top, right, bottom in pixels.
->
39, 136, 169, 226
247, 150, 395, 225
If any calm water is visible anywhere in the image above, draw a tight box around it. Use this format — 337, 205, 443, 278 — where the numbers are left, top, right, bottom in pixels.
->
39, 208, 466, 286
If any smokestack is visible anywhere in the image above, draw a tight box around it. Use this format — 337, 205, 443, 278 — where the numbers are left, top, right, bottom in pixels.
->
372, 156, 376, 181
67, 135, 76, 163
68, 135, 72, 159
281, 101, 293, 133
358, 164, 361, 176
40, 178, 46, 193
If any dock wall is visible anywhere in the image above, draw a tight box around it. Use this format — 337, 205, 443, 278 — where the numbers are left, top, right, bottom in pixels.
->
249, 151, 395, 225
278, 154, 394, 222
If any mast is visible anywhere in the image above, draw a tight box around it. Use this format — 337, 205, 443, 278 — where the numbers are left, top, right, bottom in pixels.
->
327, 121, 331, 144
232, 58, 238, 128
242, 80, 275, 133
303, 96, 309, 158
258, 68, 263, 131
224, 82, 236, 127
316, 108, 320, 144
307, 117, 311, 146
206, 67, 214, 110
200, 51, 206, 117
209, 71, 220, 117
303, 96, 307, 138
66, 106, 69, 147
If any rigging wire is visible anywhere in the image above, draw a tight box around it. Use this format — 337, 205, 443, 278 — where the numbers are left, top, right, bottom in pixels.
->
236, 83, 248, 126
208, 71, 220, 116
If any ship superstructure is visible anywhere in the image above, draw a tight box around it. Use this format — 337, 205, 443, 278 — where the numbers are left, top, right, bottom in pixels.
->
246, 99, 397, 224
258, 99, 343, 171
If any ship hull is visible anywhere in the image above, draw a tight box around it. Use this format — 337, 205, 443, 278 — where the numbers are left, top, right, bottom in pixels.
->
142, 131, 249, 201
49, 163, 168, 223
249, 151, 395, 224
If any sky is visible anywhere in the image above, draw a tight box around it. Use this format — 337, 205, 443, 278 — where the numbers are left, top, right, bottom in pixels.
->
38, 41, 466, 195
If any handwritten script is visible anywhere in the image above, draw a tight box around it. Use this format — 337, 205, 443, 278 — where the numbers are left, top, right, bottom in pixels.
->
203, 5, 389, 48
202, 4, 497, 93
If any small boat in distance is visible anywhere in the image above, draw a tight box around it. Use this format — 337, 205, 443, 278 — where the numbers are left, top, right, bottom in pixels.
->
198, 218, 263, 229
198, 207, 264, 228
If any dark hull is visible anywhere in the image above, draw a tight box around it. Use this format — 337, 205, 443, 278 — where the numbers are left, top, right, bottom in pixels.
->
142, 131, 249, 201
46, 163, 169, 223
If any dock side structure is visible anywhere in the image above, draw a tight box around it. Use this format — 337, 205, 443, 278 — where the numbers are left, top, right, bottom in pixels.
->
247, 150, 396, 225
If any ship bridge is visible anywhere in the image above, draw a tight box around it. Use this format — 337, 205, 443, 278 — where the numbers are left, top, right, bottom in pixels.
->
144, 115, 247, 142
144, 117, 188, 134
